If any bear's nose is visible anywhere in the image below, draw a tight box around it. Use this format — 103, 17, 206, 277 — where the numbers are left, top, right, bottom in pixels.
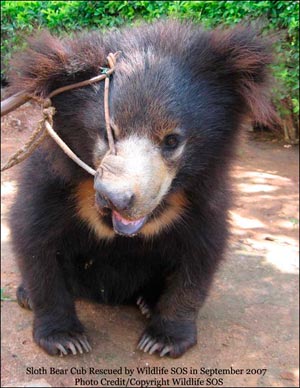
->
94, 180, 135, 212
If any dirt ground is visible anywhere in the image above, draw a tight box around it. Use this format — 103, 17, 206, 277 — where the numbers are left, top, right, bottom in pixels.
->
1, 102, 299, 388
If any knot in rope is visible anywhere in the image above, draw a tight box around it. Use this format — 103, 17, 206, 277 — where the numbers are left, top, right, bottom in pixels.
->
1, 52, 120, 174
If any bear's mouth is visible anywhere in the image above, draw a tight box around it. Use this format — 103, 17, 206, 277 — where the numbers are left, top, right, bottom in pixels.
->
95, 193, 149, 236
112, 210, 147, 236
95, 191, 170, 237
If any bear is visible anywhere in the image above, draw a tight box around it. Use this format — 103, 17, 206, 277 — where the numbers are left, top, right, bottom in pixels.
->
7, 20, 274, 357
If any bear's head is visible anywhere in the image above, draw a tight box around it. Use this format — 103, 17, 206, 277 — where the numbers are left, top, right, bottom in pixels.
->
8, 21, 276, 237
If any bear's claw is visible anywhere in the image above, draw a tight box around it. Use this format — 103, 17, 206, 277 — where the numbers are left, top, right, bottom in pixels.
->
138, 333, 172, 356
137, 319, 197, 358
16, 285, 32, 310
136, 296, 151, 318
37, 332, 91, 356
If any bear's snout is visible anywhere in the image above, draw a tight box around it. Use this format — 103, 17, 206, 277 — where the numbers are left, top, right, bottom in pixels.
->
92, 135, 176, 235
94, 177, 135, 213
94, 172, 148, 236
93, 135, 173, 220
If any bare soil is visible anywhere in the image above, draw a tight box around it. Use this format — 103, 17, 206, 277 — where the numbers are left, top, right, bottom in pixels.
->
1, 102, 299, 387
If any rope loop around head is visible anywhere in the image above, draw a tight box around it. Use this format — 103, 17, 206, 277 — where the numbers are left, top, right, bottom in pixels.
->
1, 51, 121, 173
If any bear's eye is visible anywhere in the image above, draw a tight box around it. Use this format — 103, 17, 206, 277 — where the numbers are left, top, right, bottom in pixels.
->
162, 134, 180, 150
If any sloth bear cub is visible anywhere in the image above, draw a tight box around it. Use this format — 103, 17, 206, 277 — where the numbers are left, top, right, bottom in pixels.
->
8, 20, 273, 357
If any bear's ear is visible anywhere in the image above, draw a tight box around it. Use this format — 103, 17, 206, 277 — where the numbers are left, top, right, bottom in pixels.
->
8, 31, 106, 98
190, 26, 277, 126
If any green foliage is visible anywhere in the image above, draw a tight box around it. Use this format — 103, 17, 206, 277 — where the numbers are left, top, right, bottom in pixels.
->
1, 288, 14, 301
1, 1, 299, 139
289, 217, 299, 226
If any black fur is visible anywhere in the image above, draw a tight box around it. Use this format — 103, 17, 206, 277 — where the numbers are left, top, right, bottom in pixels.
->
8, 20, 273, 357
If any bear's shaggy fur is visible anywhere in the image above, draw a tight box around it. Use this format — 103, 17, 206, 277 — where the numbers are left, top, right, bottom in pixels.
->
8, 20, 274, 357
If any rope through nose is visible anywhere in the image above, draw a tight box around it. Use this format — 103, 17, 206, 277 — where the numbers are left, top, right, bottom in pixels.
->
104, 52, 118, 155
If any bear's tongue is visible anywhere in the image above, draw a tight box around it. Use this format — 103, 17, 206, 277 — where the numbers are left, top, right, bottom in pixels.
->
112, 210, 147, 236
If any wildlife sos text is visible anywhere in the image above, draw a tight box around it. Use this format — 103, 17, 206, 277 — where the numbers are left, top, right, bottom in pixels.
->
26, 365, 267, 386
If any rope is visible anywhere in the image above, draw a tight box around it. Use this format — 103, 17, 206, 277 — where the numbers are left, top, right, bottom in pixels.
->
1, 52, 120, 173
44, 118, 96, 176
1, 114, 48, 171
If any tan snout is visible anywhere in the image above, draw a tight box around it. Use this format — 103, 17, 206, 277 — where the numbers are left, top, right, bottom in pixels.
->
94, 136, 174, 219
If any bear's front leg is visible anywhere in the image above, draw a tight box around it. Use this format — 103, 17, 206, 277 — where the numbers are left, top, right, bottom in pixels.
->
18, 245, 91, 356
138, 247, 219, 357
138, 278, 200, 357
